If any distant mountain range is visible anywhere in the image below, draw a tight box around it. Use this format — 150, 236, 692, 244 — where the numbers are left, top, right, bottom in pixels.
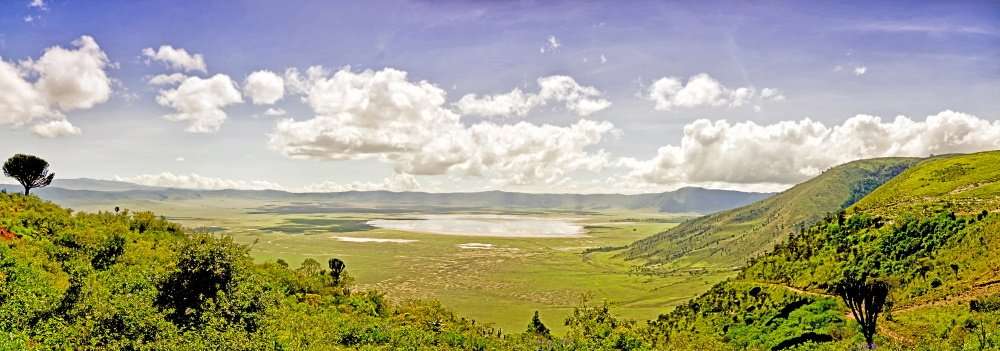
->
0, 178, 773, 214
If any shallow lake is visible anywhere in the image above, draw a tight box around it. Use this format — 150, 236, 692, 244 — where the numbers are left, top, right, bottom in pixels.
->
366, 214, 584, 238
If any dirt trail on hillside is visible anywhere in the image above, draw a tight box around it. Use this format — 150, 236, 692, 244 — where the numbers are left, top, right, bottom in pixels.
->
747, 281, 916, 346
747, 279, 1000, 347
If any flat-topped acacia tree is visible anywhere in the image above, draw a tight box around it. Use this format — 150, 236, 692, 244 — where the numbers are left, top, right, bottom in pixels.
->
3, 154, 55, 196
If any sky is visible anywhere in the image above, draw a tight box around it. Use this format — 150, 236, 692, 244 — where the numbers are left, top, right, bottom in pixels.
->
0, 0, 998, 194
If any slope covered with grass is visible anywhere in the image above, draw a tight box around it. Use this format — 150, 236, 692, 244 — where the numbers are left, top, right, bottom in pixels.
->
621, 157, 919, 268
653, 151, 1000, 350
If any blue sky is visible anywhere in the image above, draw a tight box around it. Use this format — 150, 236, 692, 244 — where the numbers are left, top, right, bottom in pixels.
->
1, 0, 998, 193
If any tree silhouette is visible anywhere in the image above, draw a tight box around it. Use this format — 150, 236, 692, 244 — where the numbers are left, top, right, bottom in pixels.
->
328, 258, 346, 284
836, 277, 890, 349
3, 154, 54, 195
526, 310, 550, 336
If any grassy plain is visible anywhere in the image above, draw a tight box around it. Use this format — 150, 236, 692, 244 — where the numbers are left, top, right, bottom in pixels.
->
68, 198, 731, 334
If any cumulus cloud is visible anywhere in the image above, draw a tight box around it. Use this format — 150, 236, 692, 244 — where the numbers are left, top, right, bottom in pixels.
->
141, 45, 207, 73
645, 73, 774, 111
853, 66, 868, 76
30, 36, 113, 111
116, 172, 284, 191
155, 74, 243, 133
31, 119, 81, 138
0, 35, 112, 136
454, 75, 611, 117
303, 173, 421, 192
271, 67, 618, 185
458, 119, 617, 185
28, 0, 46, 9
243, 70, 285, 105
620, 110, 1000, 187
0, 59, 49, 125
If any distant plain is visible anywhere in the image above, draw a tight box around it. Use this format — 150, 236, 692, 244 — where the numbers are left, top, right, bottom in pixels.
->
68, 198, 733, 333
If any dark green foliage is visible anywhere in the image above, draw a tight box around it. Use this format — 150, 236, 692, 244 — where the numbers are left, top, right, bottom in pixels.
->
155, 235, 268, 330
91, 233, 125, 270
840, 162, 913, 208
971, 296, 1000, 313
3, 154, 55, 196
836, 277, 889, 349
527, 310, 550, 336
328, 257, 346, 285
562, 303, 649, 350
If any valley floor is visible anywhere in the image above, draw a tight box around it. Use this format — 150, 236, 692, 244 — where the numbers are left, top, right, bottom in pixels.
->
67, 198, 728, 334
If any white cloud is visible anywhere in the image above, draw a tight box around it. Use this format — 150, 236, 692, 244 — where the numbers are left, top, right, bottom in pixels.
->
154, 74, 243, 133
540, 35, 560, 53
28, 0, 46, 9
853, 66, 867, 76
600, 54, 607, 64
303, 173, 421, 192
115, 172, 284, 191
0, 59, 50, 126
0, 35, 112, 136
850, 22, 998, 36
243, 70, 285, 105
547, 35, 560, 49
454, 75, 611, 117
175, 157, 185, 162
454, 87, 535, 117
645, 73, 762, 111
141, 45, 207, 73
760, 88, 785, 101
31, 119, 80, 138
148, 73, 188, 86
457, 119, 617, 185
271, 67, 618, 185
620, 110, 1000, 187
263, 107, 286, 116
29, 35, 113, 112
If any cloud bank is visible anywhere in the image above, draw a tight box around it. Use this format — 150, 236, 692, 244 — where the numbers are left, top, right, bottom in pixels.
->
621, 110, 1000, 187
116, 172, 284, 191
271, 67, 618, 186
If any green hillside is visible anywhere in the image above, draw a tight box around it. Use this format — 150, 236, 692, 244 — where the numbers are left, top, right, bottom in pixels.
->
621, 157, 919, 268
653, 151, 1000, 350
